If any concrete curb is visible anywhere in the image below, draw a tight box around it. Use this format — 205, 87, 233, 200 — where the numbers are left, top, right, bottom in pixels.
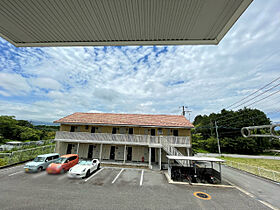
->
164, 172, 234, 188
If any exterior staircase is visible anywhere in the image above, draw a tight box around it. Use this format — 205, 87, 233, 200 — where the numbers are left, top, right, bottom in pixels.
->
161, 137, 189, 167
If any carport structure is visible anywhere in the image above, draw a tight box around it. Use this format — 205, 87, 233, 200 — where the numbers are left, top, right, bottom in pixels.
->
0, 0, 253, 47
167, 155, 225, 184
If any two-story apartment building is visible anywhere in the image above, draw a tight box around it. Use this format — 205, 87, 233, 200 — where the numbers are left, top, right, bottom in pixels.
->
54, 112, 194, 170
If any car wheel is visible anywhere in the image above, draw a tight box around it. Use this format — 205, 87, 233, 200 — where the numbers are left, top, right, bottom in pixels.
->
60, 169, 65, 174
97, 163, 100, 170
86, 170, 90, 178
38, 167, 43, 172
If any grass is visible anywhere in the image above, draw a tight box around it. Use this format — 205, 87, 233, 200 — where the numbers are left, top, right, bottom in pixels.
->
222, 157, 280, 173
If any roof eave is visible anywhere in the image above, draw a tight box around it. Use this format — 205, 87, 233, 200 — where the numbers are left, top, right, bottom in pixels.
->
11, 39, 217, 48
54, 121, 193, 129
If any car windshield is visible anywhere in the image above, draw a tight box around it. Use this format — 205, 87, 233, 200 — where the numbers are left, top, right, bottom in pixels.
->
33, 157, 45, 162
53, 157, 67, 164
78, 160, 91, 165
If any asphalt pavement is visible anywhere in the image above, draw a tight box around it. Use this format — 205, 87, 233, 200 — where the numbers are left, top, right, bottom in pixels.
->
0, 164, 270, 210
222, 165, 280, 209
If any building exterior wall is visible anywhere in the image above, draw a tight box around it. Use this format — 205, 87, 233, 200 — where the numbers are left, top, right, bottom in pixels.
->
57, 142, 161, 164
60, 124, 191, 137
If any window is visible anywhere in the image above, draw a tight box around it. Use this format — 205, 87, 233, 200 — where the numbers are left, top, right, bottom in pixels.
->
69, 156, 77, 161
91, 127, 96, 133
112, 127, 117, 134
53, 155, 59, 159
158, 128, 163, 135
70, 126, 75, 132
46, 156, 52, 161
129, 128, 133, 134
85, 125, 89, 130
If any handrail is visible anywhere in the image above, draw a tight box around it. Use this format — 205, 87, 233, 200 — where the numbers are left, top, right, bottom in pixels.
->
55, 131, 190, 146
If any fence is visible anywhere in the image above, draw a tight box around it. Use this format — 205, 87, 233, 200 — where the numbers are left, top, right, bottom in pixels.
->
226, 160, 280, 183
0, 145, 55, 167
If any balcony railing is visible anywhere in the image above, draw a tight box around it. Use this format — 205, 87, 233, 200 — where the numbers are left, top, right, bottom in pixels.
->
55, 131, 190, 147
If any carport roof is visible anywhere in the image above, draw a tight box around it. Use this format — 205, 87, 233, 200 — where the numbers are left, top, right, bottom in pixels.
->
0, 0, 253, 47
166, 155, 225, 162
54, 112, 194, 128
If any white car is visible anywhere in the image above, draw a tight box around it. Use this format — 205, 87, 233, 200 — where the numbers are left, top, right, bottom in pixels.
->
67, 159, 100, 178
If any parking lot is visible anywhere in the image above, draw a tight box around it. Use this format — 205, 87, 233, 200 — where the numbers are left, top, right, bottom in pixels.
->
0, 164, 271, 210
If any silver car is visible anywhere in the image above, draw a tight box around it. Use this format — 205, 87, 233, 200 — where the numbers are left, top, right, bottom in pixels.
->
24, 153, 60, 173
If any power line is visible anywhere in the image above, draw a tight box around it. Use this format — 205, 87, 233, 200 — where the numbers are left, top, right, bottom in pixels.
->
224, 75, 280, 110
231, 82, 280, 109
244, 89, 280, 107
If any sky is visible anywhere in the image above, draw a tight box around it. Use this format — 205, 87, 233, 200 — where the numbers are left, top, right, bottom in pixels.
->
0, 0, 280, 124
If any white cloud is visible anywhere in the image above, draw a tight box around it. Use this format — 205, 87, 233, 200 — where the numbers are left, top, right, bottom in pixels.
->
0, 72, 31, 96
30, 77, 61, 90
0, 0, 280, 123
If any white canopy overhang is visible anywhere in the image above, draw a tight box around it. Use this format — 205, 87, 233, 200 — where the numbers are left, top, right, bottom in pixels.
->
166, 155, 225, 162
0, 0, 253, 47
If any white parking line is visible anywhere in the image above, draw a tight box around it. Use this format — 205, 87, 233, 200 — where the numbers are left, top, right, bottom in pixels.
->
140, 170, 144, 186
32, 172, 47, 179
58, 173, 68, 180
84, 168, 104, 182
8, 171, 24, 176
112, 168, 124, 184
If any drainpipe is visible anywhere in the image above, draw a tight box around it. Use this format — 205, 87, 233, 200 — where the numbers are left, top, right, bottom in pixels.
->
149, 147, 152, 169
159, 148, 161, 170
123, 145, 126, 164
99, 144, 103, 162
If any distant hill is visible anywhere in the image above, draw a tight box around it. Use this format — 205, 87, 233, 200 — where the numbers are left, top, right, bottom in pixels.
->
30, 121, 59, 126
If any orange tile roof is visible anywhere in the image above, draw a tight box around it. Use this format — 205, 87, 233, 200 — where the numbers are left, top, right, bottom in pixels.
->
54, 112, 194, 128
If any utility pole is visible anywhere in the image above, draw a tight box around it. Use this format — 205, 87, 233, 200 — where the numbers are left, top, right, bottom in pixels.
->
180, 106, 192, 121
215, 121, 221, 156
180, 106, 186, 116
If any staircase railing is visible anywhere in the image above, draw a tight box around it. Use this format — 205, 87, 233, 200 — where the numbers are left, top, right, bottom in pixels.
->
161, 137, 188, 167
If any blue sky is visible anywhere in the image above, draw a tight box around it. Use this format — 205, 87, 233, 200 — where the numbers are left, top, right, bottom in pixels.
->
0, 0, 280, 123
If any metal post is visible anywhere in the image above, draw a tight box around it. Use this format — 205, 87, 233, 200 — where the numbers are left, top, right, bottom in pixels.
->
159, 148, 161, 170
123, 145, 126, 164
99, 144, 103, 161
77, 143, 80, 156
168, 158, 171, 177
219, 162, 222, 182
149, 147, 151, 169
215, 121, 221, 156
187, 148, 190, 166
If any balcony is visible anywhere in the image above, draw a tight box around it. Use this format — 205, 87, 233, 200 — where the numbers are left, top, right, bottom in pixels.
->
55, 131, 191, 148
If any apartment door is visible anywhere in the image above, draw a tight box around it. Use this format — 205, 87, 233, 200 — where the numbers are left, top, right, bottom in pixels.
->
88, 145, 93, 159
127, 147, 132, 161
151, 129, 156, 136
110, 146, 115, 160
151, 148, 155, 162
66, 144, 72, 154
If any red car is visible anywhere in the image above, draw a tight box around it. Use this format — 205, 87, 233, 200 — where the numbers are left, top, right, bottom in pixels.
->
46, 154, 79, 174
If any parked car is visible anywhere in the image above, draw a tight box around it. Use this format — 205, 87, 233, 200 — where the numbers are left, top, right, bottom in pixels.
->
68, 159, 100, 179
24, 153, 60, 173
46, 154, 79, 174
